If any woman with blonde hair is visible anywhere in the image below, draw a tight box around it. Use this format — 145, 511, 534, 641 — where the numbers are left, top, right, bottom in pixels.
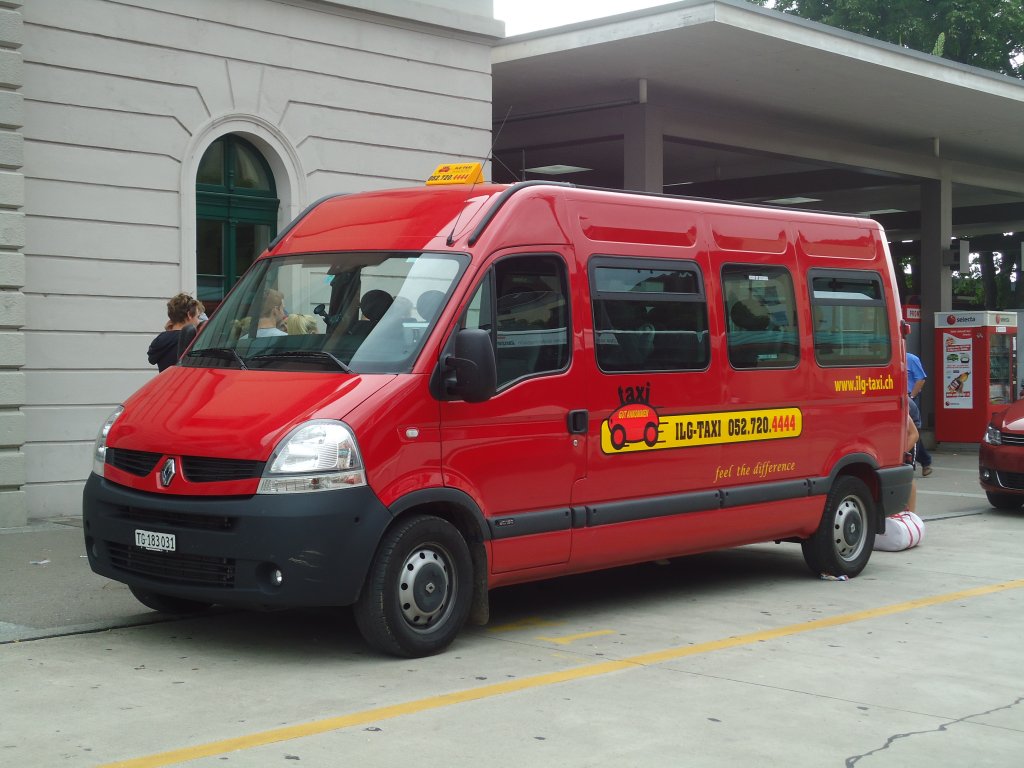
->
286, 313, 318, 335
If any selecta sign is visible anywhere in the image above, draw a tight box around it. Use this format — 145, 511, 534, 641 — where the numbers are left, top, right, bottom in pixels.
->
936, 311, 1017, 328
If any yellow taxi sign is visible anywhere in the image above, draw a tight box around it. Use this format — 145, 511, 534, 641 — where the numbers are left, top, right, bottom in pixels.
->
426, 162, 485, 186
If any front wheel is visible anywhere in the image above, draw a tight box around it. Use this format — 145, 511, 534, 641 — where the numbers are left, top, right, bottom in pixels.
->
354, 515, 472, 657
802, 475, 874, 578
986, 490, 1024, 510
129, 586, 211, 614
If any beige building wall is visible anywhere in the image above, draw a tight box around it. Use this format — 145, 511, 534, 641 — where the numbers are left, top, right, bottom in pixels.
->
0, 2, 23, 526
12, 0, 500, 524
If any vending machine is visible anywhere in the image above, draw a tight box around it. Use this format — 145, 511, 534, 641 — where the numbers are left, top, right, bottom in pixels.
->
934, 311, 1017, 443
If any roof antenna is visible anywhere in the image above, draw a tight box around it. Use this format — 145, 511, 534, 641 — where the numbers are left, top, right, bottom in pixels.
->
446, 106, 514, 247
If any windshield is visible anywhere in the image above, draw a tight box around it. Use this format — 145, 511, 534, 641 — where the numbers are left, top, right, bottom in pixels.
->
186, 251, 469, 373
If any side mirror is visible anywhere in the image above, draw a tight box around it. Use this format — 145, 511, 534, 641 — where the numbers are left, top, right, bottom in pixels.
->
445, 328, 496, 403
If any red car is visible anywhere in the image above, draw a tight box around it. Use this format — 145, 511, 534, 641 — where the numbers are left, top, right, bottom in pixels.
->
608, 403, 660, 449
980, 402, 1024, 509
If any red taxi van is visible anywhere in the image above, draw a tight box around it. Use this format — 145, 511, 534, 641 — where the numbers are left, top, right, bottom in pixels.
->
83, 175, 913, 657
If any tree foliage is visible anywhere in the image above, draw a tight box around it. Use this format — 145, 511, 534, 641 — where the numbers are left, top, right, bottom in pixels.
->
748, 0, 1024, 78
947, 250, 1023, 310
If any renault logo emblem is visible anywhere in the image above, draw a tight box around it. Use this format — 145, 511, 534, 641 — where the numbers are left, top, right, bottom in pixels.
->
160, 458, 176, 488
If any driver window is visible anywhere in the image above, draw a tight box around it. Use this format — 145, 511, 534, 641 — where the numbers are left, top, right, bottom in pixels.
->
462, 254, 570, 388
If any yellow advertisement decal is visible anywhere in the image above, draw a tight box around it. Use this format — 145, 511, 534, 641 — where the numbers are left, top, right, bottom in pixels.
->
832, 373, 896, 395
426, 162, 485, 186
601, 407, 802, 454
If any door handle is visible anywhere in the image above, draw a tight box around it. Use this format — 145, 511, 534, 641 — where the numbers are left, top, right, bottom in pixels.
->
567, 409, 588, 434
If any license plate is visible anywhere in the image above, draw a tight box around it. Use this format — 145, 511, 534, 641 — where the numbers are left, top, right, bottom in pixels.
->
134, 529, 176, 552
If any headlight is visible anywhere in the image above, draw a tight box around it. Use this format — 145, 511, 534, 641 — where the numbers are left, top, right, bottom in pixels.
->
93, 406, 125, 477
984, 425, 1003, 445
257, 420, 366, 494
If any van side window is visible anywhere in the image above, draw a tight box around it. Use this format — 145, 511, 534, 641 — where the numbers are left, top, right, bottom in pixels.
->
722, 265, 799, 370
591, 258, 709, 372
462, 254, 570, 388
810, 269, 891, 366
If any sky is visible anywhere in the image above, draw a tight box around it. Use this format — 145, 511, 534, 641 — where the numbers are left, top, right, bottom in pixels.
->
492, 0, 671, 36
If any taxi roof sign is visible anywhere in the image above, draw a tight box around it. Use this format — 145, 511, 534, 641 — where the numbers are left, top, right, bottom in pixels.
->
426, 162, 485, 186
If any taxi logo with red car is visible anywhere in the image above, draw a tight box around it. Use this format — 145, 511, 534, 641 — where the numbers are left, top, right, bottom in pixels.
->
601, 383, 802, 454
606, 382, 661, 450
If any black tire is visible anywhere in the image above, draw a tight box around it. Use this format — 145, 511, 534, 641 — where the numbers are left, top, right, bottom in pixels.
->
353, 515, 472, 658
610, 424, 627, 450
986, 491, 1024, 510
129, 586, 211, 614
802, 475, 874, 578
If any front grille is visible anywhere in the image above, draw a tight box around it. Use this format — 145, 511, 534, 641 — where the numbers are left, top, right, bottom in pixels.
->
107, 541, 235, 587
182, 456, 264, 483
106, 448, 162, 477
116, 505, 236, 531
996, 470, 1024, 490
1000, 432, 1024, 447
106, 449, 263, 483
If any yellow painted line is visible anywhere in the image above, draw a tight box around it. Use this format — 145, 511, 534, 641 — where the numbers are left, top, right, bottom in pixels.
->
486, 616, 562, 633
100, 660, 635, 768
100, 578, 1024, 768
629, 578, 1024, 666
538, 629, 617, 645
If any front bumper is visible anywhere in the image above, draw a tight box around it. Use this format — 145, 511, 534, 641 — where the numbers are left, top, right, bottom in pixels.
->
82, 473, 393, 608
979, 442, 1024, 496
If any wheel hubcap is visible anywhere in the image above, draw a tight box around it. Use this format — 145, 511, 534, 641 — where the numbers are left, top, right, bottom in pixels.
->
833, 496, 865, 561
398, 546, 451, 629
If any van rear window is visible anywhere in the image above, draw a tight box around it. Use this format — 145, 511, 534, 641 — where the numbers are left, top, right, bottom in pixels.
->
809, 269, 891, 367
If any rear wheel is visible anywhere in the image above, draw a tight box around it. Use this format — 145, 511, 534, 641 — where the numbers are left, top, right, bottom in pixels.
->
354, 515, 472, 657
802, 475, 874, 578
644, 422, 659, 446
986, 491, 1024, 510
129, 586, 211, 614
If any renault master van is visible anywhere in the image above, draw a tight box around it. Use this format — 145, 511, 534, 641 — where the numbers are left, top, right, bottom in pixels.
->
84, 177, 913, 657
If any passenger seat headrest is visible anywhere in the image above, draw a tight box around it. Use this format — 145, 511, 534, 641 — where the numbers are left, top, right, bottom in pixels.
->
416, 290, 445, 321
360, 290, 393, 323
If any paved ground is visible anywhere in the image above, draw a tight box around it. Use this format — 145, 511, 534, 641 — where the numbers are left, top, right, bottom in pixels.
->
2, 445, 1023, 767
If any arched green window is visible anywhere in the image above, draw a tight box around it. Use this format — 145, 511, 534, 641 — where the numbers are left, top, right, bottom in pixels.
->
196, 135, 279, 311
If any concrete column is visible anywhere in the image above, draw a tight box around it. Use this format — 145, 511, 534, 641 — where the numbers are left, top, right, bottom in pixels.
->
918, 177, 953, 434
623, 97, 663, 194
0, 2, 24, 527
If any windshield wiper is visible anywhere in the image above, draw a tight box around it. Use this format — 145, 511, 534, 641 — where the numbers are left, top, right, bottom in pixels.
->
248, 351, 352, 373
186, 347, 248, 369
